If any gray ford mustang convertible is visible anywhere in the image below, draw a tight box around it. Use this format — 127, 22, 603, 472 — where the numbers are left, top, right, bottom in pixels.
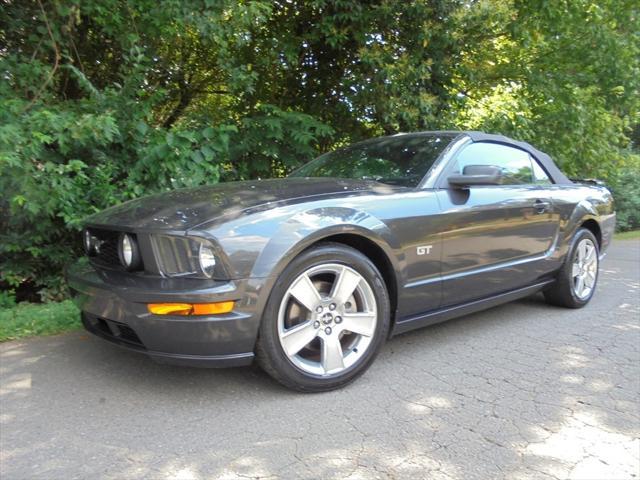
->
67, 131, 616, 391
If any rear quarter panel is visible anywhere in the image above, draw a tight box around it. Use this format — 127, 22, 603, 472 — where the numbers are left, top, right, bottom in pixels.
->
548, 184, 615, 259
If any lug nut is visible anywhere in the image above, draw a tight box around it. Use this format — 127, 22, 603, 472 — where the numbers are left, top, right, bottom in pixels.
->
335, 316, 342, 324
313, 321, 320, 328
345, 302, 352, 309
325, 327, 332, 335
316, 306, 323, 313
329, 303, 336, 310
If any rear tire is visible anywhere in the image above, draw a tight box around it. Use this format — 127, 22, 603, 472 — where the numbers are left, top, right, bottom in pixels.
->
256, 242, 390, 392
544, 228, 599, 308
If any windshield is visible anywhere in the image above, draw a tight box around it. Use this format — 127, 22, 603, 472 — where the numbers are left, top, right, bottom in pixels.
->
290, 133, 454, 187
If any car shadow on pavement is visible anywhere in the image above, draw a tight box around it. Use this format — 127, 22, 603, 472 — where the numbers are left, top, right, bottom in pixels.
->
1, 243, 639, 479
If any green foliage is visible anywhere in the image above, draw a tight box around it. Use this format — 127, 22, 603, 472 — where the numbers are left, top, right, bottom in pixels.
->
0, 0, 638, 301
0, 301, 80, 341
609, 160, 640, 232
227, 105, 334, 180
0, 291, 17, 309
452, 0, 640, 179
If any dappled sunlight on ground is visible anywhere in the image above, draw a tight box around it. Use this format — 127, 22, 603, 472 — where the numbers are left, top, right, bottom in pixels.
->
0, 373, 31, 397
522, 411, 639, 480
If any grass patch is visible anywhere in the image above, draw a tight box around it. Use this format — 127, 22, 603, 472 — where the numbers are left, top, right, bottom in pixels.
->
615, 230, 640, 240
0, 300, 81, 342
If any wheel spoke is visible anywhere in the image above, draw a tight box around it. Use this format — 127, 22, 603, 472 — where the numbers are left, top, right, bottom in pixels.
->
339, 312, 377, 337
585, 271, 596, 288
575, 275, 585, 296
321, 335, 345, 373
280, 321, 318, 357
578, 242, 587, 262
572, 263, 581, 277
289, 274, 321, 312
585, 244, 595, 263
331, 267, 362, 304
582, 242, 590, 261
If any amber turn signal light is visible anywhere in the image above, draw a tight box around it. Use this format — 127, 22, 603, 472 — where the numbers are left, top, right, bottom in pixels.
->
148, 301, 234, 316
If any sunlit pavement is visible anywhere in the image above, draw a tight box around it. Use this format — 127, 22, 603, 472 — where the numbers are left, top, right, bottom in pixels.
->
1, 240, 639, 480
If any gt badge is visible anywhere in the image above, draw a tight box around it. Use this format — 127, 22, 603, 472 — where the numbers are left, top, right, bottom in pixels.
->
417, 245, 433, 255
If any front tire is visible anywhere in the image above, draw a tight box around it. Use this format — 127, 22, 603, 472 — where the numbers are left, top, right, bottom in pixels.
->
544, 228, 600, 308
256, 242, 390, 392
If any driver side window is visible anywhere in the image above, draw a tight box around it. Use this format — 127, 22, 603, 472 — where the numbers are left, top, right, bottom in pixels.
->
452, 142, 533, 185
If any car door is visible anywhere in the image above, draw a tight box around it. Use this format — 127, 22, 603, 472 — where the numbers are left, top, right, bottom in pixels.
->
435, 141, 559, 306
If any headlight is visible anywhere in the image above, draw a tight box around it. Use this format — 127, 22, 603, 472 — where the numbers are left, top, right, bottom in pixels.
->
118, 233, 142, 270
198, 243, 216, 278
152, 235, 223, 279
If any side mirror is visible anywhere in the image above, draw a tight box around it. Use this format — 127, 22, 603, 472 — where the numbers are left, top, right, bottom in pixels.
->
447, 165, 502, 188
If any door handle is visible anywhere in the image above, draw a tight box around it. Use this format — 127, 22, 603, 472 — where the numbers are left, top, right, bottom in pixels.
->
533, 199, 551, 214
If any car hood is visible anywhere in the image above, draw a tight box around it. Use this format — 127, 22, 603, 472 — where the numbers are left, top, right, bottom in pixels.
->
85, 177, 398, 231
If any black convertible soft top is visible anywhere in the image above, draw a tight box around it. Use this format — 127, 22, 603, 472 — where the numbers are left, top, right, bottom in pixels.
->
462, 131, 573, 185
410, 130, 572, 185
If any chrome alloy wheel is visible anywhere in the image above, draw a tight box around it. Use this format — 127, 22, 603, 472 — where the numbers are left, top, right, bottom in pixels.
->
572, 238, 598, 300
277, 263, 378, 376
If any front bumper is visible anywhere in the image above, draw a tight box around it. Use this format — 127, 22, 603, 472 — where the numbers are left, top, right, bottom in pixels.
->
66, 261, 263, 367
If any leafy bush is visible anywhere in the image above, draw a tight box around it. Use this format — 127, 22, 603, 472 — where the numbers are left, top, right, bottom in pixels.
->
0, 291, 17, 309
609, 161, 640, 232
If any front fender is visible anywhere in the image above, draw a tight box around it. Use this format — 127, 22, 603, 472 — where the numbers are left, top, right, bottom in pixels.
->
237, 207, 403, 326
250, 206, 402, 280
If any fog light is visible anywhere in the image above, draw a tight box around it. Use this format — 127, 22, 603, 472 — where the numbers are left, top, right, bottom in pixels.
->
148, 301, 234, 316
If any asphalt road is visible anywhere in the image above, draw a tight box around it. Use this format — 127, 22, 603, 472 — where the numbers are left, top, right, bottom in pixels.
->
1, 240, 639, 480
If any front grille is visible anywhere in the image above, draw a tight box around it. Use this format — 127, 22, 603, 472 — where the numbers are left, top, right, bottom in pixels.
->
93, 229, 120, 265
83, 314, 145, 349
